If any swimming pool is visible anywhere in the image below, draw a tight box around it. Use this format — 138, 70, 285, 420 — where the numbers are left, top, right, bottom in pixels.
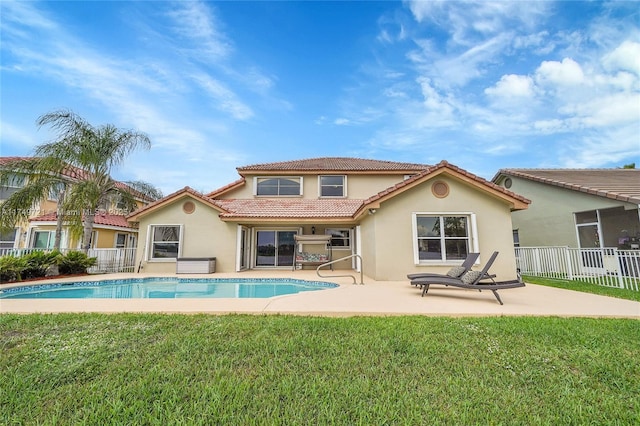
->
0, 277, 339, 299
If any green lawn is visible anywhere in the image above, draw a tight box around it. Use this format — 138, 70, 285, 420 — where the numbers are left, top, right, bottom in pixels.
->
2, 314, 639, 424
523, 275, 640, 302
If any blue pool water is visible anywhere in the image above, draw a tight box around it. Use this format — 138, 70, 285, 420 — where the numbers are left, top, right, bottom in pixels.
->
0, 277, 338, 299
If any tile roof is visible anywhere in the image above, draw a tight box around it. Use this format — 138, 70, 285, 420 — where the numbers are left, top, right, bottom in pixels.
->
30, 212, 133, 228
236, 157, 431, 173
206, 177, 246, 198
495, 168, 640, 204
0, 156, 153, 201
362, 161, 530, 209
126, 186, 223, 221
214, 199, 364, 219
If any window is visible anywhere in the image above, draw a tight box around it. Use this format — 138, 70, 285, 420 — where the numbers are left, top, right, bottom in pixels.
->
115, 233, 127, 248
0, 173, 25, 199
255, 177, 302, 196
0, 228, 17, 249
326, 228, 351, 250
48, 182, 65, 201
319, 175, 346, 197
32, 230, 55, 249
413, 214, 473, 263
149, 225, 182, 259
512, 230, 520, 248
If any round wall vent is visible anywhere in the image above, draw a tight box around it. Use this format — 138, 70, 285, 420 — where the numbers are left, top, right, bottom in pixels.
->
183, 201, 196, 214
431, 181, 450, 198
504, 178, 512, 189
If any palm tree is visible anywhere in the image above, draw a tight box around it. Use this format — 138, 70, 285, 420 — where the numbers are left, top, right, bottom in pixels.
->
0, 109, 162, 252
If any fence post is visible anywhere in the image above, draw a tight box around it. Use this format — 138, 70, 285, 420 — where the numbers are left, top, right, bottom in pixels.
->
564, 246, 573, 280
614, 248, 625, 289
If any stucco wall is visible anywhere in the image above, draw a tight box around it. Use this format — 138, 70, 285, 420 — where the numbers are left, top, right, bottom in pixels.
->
505, 177, 635, 247
370, 175, 518, 281
221, 174, 410, 200
133, 196, 236, 274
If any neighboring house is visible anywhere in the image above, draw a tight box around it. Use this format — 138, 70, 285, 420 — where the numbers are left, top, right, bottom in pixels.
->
492, 168, 640, 250
0, 156, 146, 251
127, 158, 529, 281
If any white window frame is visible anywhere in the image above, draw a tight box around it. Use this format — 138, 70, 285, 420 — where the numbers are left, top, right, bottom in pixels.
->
325, 228, 352, 250
31, 229, 56, 249
114, 232, 128, 248
0, 227, 19, 250
147, 224, 184, 261
254, 176, 303, 197
319, 175, 346, 198
412, 212, 478, 264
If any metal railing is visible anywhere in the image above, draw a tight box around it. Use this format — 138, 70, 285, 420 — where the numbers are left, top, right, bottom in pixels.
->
316, 254, 364, 285
516, 246, 640, 291
0, 247, 137, 274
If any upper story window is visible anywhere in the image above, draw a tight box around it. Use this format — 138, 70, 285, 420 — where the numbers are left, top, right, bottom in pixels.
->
319, 175, 346, 197
0, 173, 26, 199
48, 182, 65, 201
255, 177, 302, 196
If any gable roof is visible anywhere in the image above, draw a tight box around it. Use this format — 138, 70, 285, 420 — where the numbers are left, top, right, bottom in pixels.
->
0, 156, 154, 202
356, 160, 530, 215
126, 186, 225, 221
494, 168, 640, 204
127, 160, 530, 223
236, 157, 430, 175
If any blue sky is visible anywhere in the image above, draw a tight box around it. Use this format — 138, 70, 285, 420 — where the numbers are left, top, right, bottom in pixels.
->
2, 0, 639, 196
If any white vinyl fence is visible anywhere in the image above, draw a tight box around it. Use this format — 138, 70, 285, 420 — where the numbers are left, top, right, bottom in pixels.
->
0, 247, 137, 274
516, 247, 640, 291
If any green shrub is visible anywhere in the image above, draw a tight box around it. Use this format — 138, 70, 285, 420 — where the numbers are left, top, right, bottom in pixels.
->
0, 255, 27, 283
59, 251, 97, 275
22, 250, 63, 279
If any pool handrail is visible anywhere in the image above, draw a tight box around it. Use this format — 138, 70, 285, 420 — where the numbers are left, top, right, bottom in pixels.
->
316, 254, 364, 285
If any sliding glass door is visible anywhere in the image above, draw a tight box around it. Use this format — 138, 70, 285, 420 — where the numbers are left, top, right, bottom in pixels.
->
255, 230, 296, 267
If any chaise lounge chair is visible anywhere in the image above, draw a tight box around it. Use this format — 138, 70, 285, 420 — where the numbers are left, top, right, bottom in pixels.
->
407, 252, 480, 285
409, 251, 525, 305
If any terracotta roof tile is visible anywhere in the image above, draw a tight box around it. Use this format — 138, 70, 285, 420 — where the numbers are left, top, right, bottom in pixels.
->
363, 160, 531, 207
236, 157, 430, 173
0, 156, 154, 201
496, 168, 640, 204
206, 177, 246, 198
126, 186, 223, 220
214, 199, 364, 219
30, 212, 133, 228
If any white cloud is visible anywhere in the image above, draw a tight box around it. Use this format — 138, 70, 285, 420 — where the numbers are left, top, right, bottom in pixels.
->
602, 40, 640, 75
191, 73, 254, 120
485, 74, 535, 98
165, 0, 231, 59
535, 58, 585, 86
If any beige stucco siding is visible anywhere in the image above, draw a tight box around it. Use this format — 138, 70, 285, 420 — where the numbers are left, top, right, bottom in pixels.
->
507, 177, 636, 247
220, 174, 410, 200
369, 175, 518, 281
133, 197, 235, 274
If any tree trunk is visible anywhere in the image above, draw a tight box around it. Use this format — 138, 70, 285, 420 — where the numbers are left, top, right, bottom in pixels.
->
54, 188, 66, 250
82, 212, 95, 254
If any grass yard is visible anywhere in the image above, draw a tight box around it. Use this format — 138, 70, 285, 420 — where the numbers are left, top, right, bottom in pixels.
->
2, 314, 639, 425
523, 275, 640, 302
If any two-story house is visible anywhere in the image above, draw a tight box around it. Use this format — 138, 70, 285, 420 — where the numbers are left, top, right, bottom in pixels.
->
127, 157, 529, 281
1, 156, 147, 252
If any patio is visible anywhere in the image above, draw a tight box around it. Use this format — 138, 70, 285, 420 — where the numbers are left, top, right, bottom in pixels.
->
1, 270, 638, 317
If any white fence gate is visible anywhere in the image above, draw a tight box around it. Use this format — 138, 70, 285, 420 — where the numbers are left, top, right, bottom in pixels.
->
516, 247, 640, 291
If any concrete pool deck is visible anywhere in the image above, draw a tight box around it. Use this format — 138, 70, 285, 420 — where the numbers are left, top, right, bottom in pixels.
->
1, 270, 639, 318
